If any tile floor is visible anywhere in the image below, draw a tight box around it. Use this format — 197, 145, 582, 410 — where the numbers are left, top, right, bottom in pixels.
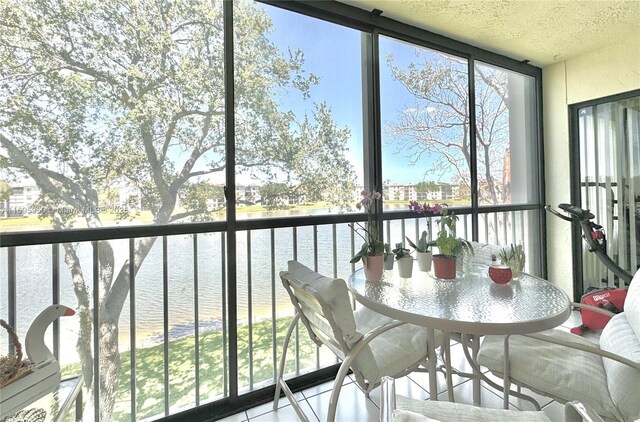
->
219, 311, 593, 422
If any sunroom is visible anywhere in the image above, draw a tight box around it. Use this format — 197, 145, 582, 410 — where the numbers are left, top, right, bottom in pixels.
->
0, 0, 639, 421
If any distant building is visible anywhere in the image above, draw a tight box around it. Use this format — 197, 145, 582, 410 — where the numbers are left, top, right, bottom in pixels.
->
383, 184, 418, 201
1, 183, 42, 216
381, 182, 458, 202
425, 183, 454, 201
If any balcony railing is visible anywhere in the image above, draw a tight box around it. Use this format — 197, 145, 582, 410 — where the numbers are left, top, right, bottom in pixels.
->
1, 207, 541, 421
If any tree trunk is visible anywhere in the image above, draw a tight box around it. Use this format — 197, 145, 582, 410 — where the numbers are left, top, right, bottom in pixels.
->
98, 319, 121, 421
63, 243, 94, 391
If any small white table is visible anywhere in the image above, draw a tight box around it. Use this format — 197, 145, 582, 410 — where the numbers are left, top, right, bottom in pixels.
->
1, 375, 83, 422
347, 264, 571, 407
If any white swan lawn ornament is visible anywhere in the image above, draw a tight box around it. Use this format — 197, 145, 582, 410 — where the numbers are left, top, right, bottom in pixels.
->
0, 304, 75, 417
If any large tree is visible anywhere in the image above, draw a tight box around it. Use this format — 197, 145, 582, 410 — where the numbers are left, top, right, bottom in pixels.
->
387, 52, 510, 205
0, 0, 355, 419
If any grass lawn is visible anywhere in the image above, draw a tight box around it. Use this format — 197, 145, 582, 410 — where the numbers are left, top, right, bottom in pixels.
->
61, 317, 317, 421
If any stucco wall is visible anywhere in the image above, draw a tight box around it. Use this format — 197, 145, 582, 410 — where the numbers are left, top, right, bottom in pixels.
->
543, 37, 640, 297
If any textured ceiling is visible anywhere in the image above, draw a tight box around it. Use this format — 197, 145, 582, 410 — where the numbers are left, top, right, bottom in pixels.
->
339, 0, 640, 67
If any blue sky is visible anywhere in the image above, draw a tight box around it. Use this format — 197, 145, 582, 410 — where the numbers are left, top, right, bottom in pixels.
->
260, 3, 445, 185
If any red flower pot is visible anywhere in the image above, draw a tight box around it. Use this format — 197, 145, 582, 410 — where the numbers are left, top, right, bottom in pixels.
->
433, 255, 457, 279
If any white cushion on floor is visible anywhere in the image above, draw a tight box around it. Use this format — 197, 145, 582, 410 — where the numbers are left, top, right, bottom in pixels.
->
478, 329, 620, 420
353, 307, 438, 383
396, 395, 552, 421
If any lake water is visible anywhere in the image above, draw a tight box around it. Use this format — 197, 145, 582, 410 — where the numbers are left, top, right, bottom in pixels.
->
1, 210, 423, 365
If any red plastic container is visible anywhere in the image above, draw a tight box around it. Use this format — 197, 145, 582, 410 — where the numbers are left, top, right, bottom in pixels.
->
488, 265, 512, 284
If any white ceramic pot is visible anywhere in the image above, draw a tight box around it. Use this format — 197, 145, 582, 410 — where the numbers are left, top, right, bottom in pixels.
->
397, 256, 414, 278
416, 251, 432, 272
384, 253, 395, 270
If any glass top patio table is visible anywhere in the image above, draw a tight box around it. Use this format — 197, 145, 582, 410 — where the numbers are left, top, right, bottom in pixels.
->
348, 263, 571, 407
347, 264, 571, 336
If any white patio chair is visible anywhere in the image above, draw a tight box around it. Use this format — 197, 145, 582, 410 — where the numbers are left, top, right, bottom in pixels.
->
380, 377, 605, 422
469, 241, 505, 265
274, 260, 442, 422
478, 268, 640, 422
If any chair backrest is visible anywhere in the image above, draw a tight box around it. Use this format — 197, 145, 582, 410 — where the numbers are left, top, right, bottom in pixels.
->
280, 261, 363, 359
470, 241, 504, 265
599, 268, 640, 421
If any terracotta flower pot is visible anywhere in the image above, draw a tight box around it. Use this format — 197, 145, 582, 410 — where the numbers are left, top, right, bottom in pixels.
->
363, 254, 384, 282
433, 254, 457, 279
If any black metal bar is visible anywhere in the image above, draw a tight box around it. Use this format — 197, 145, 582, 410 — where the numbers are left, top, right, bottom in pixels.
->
292, 227, 299, 375
313, 225, 319, 367
0, 220, 227, 247
535, 71, 548, 279
193, 234, 200, 406
270, 228, 277, 382
371, 29, 383, 230
468, 57, 479, 241
0, 203, 543, 249
332, 224, 338, 278
7, 247, 16, 356
92, 241, 100, 422
221, 234, 228, 398
223, 0, 238, 400
569, 102, 586, 301
129, 238, 137, 422
163, 235, 169, 416
52, 243, 60, 360
247, 231, 254, 389
361, 30, 375, 194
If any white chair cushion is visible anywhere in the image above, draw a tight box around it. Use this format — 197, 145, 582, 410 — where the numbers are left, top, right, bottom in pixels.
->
599, 313, 640, 422
470, 241, 504, 265
353, 307, 437, 384
393, 409, 441, 422
624, 269, 640, 340
396, 395, 552, 421
478, 329, 620, 420
286, 260, 362, 348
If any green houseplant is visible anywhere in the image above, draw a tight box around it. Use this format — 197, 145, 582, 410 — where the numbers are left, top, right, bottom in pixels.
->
499, 244, 526, 278
406, 201, 443, 272
350, 190, 385, 281
433, 209, 473, 279
392, 243, 413, 278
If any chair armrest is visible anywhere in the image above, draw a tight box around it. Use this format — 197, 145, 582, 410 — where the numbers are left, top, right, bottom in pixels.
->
521, 332, 640, 370
570, 302, 615, 317
564, 401, 606, 422
380, 377, 396, 422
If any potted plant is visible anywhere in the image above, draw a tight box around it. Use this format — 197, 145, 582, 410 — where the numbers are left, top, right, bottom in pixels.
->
499, 244, 526, 279
407, 201, 443, 272
392, 242, 413, 278
433, 209, 473, 279
349, 190, 385, 281
406, 231, 432, 272
383, 243, 395, 270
